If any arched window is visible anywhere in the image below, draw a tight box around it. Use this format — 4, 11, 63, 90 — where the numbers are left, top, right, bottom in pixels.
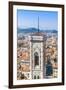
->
34, 52, 39, 66
37, 76, 40, 79
34, 75, 36, 79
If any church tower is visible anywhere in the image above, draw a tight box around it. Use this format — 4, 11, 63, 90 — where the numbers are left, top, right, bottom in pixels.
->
29, 17, 45, 79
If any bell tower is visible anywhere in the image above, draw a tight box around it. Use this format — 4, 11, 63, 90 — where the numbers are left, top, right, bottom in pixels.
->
29, 17, 45, 79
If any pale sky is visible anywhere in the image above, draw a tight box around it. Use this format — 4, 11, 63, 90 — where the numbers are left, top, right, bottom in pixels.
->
17, 10, 58, 30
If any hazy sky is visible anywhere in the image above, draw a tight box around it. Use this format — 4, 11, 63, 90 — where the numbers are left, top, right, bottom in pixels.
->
17, 9, 58, 30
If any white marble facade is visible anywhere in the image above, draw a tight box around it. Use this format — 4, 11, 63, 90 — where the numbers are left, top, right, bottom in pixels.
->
29, 34, 45, 79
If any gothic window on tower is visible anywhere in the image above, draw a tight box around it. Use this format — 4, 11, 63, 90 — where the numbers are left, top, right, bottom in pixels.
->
34, 75, 36, 79
37, 76, 40, 79
34, 52, 39, 67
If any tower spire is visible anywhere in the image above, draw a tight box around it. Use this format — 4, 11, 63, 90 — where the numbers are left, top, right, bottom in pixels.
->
38, 16, 39, 33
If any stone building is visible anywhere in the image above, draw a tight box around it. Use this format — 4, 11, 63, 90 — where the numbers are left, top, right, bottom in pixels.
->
29, 32, 46, 79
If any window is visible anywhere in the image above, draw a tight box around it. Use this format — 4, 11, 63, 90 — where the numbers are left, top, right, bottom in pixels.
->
37, 76, 40, 79
34, 52, 39, 66
34, 75, 40, 79
34, 75, 36, 79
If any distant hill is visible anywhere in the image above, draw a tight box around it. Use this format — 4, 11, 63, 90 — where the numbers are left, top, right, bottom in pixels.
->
17, 28, 57, 34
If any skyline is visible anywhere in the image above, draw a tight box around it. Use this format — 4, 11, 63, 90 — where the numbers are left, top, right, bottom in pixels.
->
17, 10, 58, 30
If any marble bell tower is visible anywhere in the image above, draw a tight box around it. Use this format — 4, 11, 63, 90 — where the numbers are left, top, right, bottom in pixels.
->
29, 17, 45, 79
